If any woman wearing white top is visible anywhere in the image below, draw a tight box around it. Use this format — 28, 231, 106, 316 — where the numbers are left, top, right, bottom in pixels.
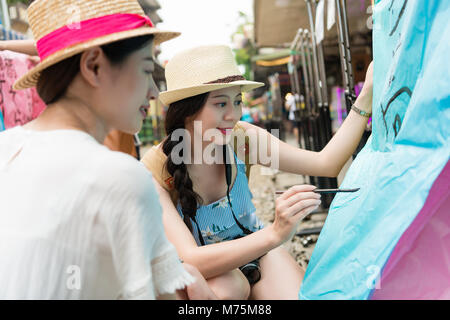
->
0, 0, 215, 300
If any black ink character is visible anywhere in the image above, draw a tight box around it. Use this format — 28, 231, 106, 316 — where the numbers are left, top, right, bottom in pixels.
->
389, 0, 408, 37
381, 86, 412, 141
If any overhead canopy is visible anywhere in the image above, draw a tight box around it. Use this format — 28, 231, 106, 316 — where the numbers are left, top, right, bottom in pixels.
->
254, 0, 373, 48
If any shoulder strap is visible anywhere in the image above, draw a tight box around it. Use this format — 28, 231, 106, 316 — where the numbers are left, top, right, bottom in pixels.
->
232, 122, 252, 180
140, 145, 179, 205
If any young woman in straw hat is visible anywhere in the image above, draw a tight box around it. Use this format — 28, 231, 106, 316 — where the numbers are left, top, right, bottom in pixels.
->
0, 0, 217, 300
142, 45, 374, 299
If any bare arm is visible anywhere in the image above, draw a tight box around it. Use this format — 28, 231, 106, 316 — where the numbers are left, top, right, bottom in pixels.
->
238, 62, 373, 177
156, 263, 217, 300
152, 176, 320, 279
0, 39, 38, 56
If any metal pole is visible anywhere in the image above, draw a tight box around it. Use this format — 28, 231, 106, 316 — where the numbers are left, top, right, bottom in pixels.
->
341, 0, 355, 97
317, 47, 334, 145
310, 0, 329, 109
292, 64, 302, 108
290, 30, 304, 110
335, 0, 349, 92
288, 62, 296, 97
304, 30, 321, 187
317, 40, 333, 143
289, 30, 310, 183
306, 1, 338, 206
310, 0, 333, 145
296, 30, 316, 185
336, 0, 356, 112
289, 29, 302, 53
306, 27, 328, 194
303, 30, 317, 114
296, 29, 312, 113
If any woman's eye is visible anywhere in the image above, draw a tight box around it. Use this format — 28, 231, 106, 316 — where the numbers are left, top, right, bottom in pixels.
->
216, 102, 227, 108
144, 71, 153, 75
235, 100, 243, 107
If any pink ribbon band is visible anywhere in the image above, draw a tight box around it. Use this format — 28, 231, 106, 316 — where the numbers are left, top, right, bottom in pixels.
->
36, 13, 154, 61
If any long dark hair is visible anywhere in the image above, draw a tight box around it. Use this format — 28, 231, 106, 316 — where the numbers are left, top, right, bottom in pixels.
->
162, 93, 209, 231
36, 35, 154, 104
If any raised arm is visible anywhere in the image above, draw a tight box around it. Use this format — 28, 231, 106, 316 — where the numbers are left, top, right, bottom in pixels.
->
238, 61, 373, 177
0, 39, 38, 56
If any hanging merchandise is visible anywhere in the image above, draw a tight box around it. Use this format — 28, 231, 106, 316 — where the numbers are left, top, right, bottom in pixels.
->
300, 0, 450, 300
335, 0, 356, 113
305, 0, 338, 207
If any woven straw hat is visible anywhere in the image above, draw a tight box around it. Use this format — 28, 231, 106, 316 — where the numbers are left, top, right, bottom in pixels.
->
158, 45, 265, 106
13, 0, 180, 91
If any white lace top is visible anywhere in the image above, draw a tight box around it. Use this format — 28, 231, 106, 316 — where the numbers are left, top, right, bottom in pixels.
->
0, 127, 194, 299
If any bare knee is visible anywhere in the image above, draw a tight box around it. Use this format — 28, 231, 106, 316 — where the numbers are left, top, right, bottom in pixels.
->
207, 269, 250, 300
249, 247, 304, 300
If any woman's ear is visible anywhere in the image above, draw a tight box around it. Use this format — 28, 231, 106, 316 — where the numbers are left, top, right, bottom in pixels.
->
79, 46, 104, 88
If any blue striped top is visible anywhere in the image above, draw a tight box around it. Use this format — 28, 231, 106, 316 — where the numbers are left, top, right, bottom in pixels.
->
176, 152, 264, 246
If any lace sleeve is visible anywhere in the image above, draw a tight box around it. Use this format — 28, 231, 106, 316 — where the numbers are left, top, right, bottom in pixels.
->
151, 246, 195, 296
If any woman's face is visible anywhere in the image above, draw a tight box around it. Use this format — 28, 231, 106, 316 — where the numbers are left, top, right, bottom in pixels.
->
101, 41, 158, 134
187, 86, 243, 146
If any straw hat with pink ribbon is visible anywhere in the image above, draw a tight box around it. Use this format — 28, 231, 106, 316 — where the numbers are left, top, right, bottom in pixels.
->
13, 0, 180, 91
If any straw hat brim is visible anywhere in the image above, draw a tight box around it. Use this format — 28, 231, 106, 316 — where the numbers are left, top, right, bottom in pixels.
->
13, 28, 180, 91
159, 80, 265, 106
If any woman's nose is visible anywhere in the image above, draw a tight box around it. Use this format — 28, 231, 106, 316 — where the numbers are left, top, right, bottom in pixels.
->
223, 105, 239, 121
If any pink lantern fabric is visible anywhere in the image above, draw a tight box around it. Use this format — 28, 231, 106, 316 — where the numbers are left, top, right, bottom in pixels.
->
371, 161, 450, 300
0, 51, 46, 129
